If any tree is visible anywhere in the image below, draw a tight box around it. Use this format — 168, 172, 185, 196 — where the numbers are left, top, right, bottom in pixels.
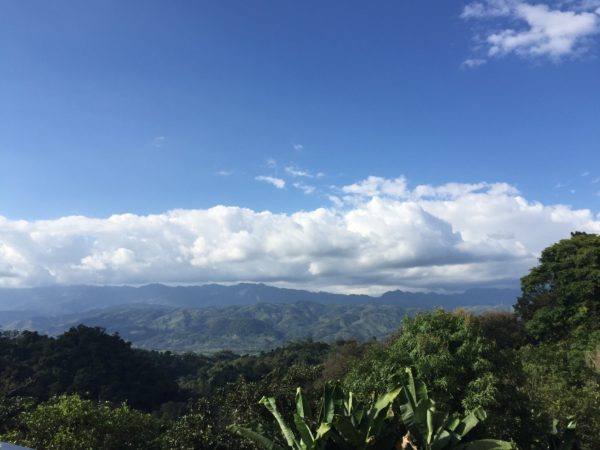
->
159, 398, 232, 450
0, 326, 186, 412
48, 325, 183, 410
344, 311, 498, 412
514, 232, 600, 450
0, 395, 34, 435
515, 232, 600, 342
343, 310, 533, 445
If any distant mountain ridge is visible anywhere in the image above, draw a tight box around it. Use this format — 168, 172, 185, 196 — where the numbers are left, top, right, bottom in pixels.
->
0, 283, 519, 315
0, 283, 519, 353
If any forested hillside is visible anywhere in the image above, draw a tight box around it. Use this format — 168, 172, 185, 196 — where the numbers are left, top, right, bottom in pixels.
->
0, 285, 516, 354
0, 233, 598, 449
1, 302, 412, 353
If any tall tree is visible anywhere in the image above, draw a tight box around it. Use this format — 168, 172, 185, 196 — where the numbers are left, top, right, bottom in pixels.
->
515, 232, 600, 342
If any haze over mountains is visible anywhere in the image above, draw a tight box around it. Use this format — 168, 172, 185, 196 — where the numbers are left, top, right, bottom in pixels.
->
0, 283, 518, 353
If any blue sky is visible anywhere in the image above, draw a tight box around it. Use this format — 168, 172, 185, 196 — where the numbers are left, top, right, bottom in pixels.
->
1, 0, 599, 220
0, 1, 599, 292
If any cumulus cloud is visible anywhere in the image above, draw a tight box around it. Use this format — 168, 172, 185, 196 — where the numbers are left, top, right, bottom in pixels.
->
1, 177, 599, 293
462, 0, 600, 59
255, 175, 285, 189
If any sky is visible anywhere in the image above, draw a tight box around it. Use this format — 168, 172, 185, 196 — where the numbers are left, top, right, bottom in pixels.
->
0, 0, 599, 293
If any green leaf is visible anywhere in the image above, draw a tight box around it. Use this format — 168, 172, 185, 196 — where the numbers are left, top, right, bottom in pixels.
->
332, 414, 363, 446
296, 388, 311, 419
260, 396, 299, 448
426, 407, 435, 444
445, 416, 461, 432
431, 430, 452, 450
320, 383, 338, 423
416, 378, 429, 404
315, 422, 331, 440
293, 413, 314, 448
455, 407, 486, 438
372, 385, 402, 415
405, 368, 417, 402
228, 425, 287, 450
344, 391, 354, 416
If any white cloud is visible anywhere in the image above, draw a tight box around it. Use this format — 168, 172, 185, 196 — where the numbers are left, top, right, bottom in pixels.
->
285, 166, 312, 177
1, 176, 598, 293
266, 158, 277, 168
293, 182, 316, 195
328, 195, 344, 208
216, 170, 233, 176
79, 248, 135, 271
461, 0, 514, 18
342, 176, 409, 197
255, 176, 285, 189
462, 1, 600, 59
461, 58, 487, 68
151, 136, 166, 148
411, 182, 516, 199
293, 144, 304, 150
581, 171, 590, 177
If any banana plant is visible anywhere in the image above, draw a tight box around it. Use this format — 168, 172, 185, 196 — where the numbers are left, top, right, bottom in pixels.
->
230, 370, 515, 450
397, 368, 514, 450
229, 382, 401, 450
229, 387, 331, 450
328, 384, 401, 449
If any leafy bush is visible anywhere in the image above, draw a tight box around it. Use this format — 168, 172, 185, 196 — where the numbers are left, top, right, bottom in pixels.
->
0, 394, 162, 450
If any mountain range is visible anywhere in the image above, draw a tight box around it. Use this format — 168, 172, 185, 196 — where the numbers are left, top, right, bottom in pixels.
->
0, 283, 519, 353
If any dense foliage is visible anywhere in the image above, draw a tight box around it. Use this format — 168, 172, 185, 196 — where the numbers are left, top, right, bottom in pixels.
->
0, 232, 597, 449
232, 369, 514, 450
515, 232, 600, 450
0, 325, 185, 411
343, 310, 534, 445
515, 232, 599, 342
2, 394, 162, 449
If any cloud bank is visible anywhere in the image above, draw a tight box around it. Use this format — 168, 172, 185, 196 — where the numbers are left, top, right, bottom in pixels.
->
1, 177, 599, 293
